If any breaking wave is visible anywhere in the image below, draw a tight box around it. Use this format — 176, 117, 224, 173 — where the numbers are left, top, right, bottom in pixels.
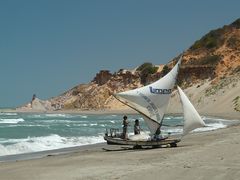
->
0, 134, 105, 156
0, 113, 18, 116
0, 118, 24, 124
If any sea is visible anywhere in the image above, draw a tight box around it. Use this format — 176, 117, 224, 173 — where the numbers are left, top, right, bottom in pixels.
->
0, 112, 238, 157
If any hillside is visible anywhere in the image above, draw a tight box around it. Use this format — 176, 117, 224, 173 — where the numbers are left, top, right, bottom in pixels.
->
18, 18, 240, 115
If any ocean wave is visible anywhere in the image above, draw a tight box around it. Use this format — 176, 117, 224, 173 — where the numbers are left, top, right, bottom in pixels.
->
29, 114, 43, 118
90, 123, 98, 126
40, 119, 73, 123
194, 122, 226, 132
45, 114, 71, 118
164, 117, 171, 120
164, 128, 183, 134
79, 115, 88, 119
0, 134, 105, 156
0, 118, 24, 124
0, 112, 18, 116
43, 114, 88, 119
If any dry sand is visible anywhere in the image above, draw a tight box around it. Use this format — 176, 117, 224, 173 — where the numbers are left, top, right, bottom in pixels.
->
0, 122, 240, 180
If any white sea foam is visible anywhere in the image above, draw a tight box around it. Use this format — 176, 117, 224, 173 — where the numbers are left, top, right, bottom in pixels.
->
90, 123, 98, 126
164, 117, 171, 120
0, 112, 18, 116
40, 119, 73, 123
194, 122, 226, 132
45, 114, 70, 118
0, 134, 105, 156
44, 114, 88, 119
139, 117, 144, 121
79, 115, 88, 119
164, 128, 183, 134
0, 118, 24, 124
30, 114, 42, 118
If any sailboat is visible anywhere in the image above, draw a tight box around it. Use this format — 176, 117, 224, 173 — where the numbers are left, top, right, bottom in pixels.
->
104, 55, 206, 147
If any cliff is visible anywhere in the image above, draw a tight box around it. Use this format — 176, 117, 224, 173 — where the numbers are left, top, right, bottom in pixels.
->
18, 18, 240, 114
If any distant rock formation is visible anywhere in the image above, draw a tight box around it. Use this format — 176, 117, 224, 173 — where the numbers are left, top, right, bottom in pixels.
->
18, 94, 53, 112
31, 98, 52, 111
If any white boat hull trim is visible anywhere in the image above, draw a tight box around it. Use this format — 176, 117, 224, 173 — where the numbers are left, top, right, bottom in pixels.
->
104, 135, 180, 147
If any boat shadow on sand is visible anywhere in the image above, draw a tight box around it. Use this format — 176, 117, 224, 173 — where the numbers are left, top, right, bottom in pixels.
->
102, 144, 186, 152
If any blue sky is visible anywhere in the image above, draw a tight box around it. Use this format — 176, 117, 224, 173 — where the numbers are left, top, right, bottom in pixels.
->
0, 0, 239, 107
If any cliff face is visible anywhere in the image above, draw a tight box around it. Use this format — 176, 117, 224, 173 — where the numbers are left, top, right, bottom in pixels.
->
50, 69, 141, 110
20, 19, 240, 113
183, 19, 240, 82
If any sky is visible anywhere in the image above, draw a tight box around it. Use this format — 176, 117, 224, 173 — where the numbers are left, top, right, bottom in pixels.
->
0, 0, 239, 107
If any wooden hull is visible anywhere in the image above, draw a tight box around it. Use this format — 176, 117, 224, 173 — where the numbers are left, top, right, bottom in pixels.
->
104, 135, 181, 147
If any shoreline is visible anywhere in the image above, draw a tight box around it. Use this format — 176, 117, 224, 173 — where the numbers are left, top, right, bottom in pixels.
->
0, 117, 239, 163
2, 108, 240, 120
0, 142, 106, 163
0, 124, 240, 179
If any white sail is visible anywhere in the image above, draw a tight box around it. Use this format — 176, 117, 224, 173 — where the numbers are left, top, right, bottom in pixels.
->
177, 86, 206, 136
115, 56, 182, 134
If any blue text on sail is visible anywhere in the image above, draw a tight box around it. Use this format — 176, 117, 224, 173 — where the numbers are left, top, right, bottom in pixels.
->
149, 87, 172, 94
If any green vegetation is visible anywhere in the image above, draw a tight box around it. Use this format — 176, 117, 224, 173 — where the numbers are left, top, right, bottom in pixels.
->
227, 36, 240, 49
230, 18, 240, 29
233, 96, 240, 112
234, 66, 240, 73
190, 18, 240, 50
190, 29, 224, 50
137, 62, 158, 74
137, 62, 158, 85
205, 78, 229, 96
161, 65, 170, 76
200, 55, 222, 66
187, 55, 221, 66
205, 76, 238, 97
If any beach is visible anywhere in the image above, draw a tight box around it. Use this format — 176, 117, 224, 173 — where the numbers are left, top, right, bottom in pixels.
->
0, 113, 240, 180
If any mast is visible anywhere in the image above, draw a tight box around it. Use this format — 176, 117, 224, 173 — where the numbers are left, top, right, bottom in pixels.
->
114, 55, 182, 134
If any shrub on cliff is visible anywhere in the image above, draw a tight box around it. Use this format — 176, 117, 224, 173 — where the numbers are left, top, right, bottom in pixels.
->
230, 18, 240, 29
227, 35, 240, 49
137, 62, 158, 74
200, 55, 222, 66
137, 62, 158, 85
190, 29, 224, 50
161, 65, 170, 76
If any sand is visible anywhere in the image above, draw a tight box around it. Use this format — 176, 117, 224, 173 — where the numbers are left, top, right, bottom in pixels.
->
0, 120, 240, 180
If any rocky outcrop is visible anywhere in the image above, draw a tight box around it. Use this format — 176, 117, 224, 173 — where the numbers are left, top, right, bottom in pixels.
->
49, 69, 141, 110
93, 70, 112, 86
17, 98, 53, 111
177, 65, 215, 87
31, 98, 52, 111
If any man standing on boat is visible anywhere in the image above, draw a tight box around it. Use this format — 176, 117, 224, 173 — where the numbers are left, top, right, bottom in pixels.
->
122, 115, 129, 139
134, 119, 141, 135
